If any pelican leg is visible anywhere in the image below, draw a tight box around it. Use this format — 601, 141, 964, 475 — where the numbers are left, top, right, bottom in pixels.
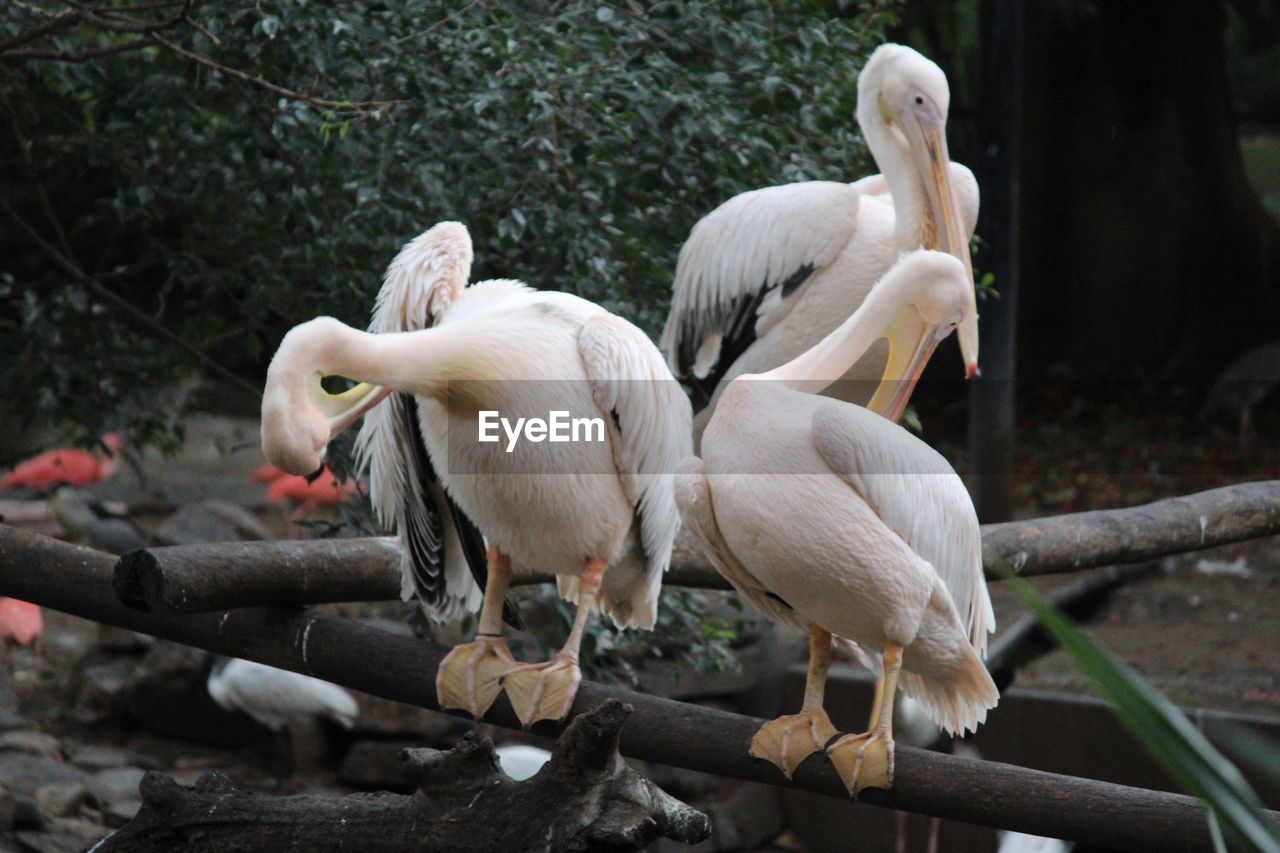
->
435, 545, 517, 719
749, 625, 839, 778
827, 640, 903, 796
502, 557, 604, 728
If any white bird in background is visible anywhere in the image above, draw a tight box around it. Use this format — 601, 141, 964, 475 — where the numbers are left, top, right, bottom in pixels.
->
207, 657, 359, 732
997, 830, 1074, 853
661, 43, 979, 442
676, 250, 997, 796
496, 743, 552, 781
260, 222, 692, 729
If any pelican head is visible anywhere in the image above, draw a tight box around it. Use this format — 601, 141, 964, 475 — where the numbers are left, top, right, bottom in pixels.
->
856, 43, 978, 376
261, 318, 391, 476
868, 249, 976, 422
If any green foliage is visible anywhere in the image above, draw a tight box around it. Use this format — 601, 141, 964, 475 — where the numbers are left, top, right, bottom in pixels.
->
555, 588, 753, 687
1, 1, 897, 457
997, 555, 1280, 853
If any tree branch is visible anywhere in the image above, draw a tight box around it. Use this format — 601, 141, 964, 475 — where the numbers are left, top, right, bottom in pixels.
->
0, 10, 82, 54
0, 0, 189, 58
110, 480, 1280, 614
98, 702, 710, 852
3, 37, 152, 62
148, 32, 403, 117
1, 3, 400, 117
1, 524, 1273, 853
0, 197, 263, 400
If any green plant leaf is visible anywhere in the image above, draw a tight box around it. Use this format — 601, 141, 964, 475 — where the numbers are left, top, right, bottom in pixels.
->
1000, 563, 1280, 852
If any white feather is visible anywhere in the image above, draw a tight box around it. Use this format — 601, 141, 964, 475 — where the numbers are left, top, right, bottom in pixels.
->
810, 402, 995, 654
354, 221, 483, 621
556, 314, 692, 629
660, 181, 862, 374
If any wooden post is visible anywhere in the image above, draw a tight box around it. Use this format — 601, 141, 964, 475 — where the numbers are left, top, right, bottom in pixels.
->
968, 0, 1023, 521
108, 480, 1280, 614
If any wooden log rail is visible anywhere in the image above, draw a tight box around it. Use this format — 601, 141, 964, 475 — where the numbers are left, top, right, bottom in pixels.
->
112, 480, 1280, 615
2, 524, 1276, 853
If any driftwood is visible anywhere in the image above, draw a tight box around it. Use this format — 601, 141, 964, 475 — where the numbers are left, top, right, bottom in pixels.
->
2, 525, 1275, 853
96, 700, 710, 852
113, 479, 1280, 614
980, 479, 1280, 575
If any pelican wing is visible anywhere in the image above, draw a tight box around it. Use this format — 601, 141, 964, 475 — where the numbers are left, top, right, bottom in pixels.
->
354, 222, 486, 622
949, 163, 981, 242
673, 458, 882, 673
576, 314, 693, 629
673, 457, 804, 630
810, 402, 994, 654
660, 181, 862, 409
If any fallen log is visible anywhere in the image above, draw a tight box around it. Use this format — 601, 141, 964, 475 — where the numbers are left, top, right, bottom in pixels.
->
96, 700, 710, 852
980, 479, 1280, 575
3, 525, 1275, 853
112, 479, 1280, 614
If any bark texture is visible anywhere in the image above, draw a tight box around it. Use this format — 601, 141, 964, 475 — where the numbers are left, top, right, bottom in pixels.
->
96, 700, 710, 852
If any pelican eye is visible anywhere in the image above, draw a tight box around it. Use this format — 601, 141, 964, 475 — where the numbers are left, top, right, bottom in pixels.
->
915, 95, 924, 105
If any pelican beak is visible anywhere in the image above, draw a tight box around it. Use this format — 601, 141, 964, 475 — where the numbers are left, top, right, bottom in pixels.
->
305, 374, 391, 439
867, 310, 947, 424
901, 99, 980, 377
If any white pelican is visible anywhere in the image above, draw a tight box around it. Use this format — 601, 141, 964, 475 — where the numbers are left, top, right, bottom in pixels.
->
261, 222, 692, 728
660, 43, 979, 441
675, 250, 997, 795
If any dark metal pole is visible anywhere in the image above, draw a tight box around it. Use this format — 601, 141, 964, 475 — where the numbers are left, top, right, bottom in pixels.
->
968, 0, 1023, 521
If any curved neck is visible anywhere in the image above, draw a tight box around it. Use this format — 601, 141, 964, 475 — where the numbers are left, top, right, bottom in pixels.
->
277, 319, 471, 401
861, 115, 933, 250
754, 277, 904, 395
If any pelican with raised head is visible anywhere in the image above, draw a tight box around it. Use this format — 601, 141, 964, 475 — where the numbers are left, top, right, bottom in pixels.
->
675, 249, 997, 795
261, 222, 692, 728
661, 43, 978, 442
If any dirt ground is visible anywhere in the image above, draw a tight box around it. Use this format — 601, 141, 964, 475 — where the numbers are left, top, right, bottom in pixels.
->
989, 537, 1280, 715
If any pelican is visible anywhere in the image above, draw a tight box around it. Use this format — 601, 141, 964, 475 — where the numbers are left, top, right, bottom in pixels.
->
660, 43, 978, 441
261, 222, 692, 728
675, 250, 997, 795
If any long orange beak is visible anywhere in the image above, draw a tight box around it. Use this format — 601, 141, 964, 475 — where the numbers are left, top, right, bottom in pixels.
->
867, 310, 946, 424
901, 106, 979, 380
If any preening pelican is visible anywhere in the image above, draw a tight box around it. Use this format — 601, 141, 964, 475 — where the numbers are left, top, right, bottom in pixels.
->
261, 222, 692, 728
660, 43, 978, 441
675, 250, 997, 795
